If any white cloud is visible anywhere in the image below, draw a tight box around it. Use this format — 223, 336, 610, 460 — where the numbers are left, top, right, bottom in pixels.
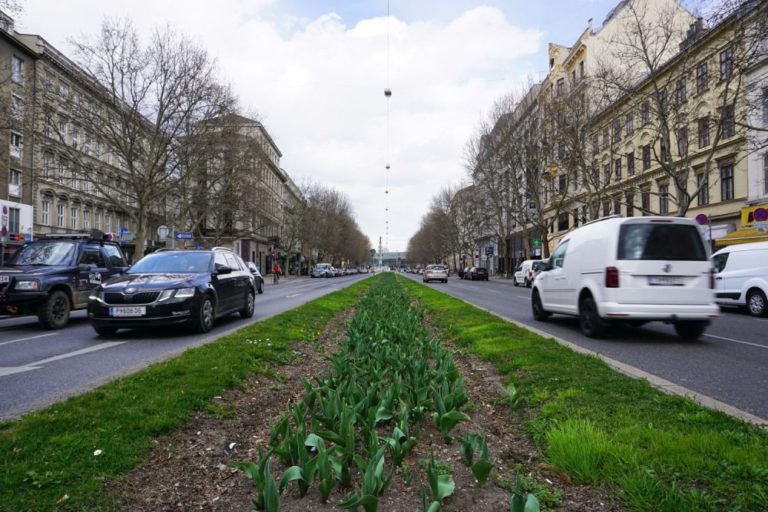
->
20, 1, 541, 251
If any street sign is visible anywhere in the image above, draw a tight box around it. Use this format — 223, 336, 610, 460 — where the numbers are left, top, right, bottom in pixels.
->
532, 239, 542, 247
485, 245, 494, 255
174, 231, 194, 240
194, 241, 203, 249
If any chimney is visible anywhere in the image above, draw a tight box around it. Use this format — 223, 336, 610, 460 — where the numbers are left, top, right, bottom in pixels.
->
0, 10, 15, 33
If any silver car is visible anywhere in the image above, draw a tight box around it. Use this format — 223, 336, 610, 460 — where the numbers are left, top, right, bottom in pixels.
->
423, 264, 449, 283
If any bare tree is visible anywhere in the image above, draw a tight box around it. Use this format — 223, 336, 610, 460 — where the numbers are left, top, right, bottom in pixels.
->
45, 19, 232, 257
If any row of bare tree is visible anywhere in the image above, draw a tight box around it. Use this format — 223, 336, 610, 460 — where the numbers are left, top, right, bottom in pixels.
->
409, 0, 767, 276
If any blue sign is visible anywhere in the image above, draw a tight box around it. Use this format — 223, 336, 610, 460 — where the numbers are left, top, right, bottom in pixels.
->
174, 231, 194, 240
119, 226, 128, 235
194, 241, 203, 249
485, 245, 494, 255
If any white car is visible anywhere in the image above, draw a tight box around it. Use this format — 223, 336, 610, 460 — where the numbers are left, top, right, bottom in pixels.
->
514, 259, 546, 287
711, 241, 768, 317
531, 216, 719, 339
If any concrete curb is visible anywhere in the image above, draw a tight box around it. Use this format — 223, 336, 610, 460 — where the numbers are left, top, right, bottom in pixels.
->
444, 293, 768, 428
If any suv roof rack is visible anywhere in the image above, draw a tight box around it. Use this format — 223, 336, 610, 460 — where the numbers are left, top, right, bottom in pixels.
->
42, 229, 114, 242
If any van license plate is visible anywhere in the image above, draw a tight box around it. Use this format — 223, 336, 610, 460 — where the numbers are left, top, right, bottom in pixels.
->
109, 306, 146, 317
0, 276, 9, 283
647, 276, 683, 286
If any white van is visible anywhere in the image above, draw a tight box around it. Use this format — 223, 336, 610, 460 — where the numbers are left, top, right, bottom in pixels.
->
531, 216, 719, 339
711, 241, 768, 317
514, 259, 546, 287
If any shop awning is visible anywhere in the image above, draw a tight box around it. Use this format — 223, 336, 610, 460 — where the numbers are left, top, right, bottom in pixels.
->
714, 227, 768, 247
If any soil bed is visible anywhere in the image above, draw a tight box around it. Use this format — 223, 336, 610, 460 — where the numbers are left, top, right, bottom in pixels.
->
114, 308, 624, 511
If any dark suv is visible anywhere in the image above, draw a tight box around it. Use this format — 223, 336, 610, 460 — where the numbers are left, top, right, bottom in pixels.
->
88, 248, 255, 336
0, 233, 129, 329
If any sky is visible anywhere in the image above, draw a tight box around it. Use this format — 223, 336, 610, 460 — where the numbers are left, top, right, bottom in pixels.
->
18, 0, 629, 252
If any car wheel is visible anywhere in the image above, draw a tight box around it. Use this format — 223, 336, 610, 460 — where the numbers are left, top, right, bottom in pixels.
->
38, 290, 71, 329
674, 320, 708, 340
524, 278, 530, 288
191, 295, 215, 333
514, 280, 519, 287
240, 290, 255, 318
579, 295, 607, 338
257, 280, 264, 294
746, 289, 768, 317
94, 326, 117, 337
531, 289, 550, 321
485, 276, 489, 281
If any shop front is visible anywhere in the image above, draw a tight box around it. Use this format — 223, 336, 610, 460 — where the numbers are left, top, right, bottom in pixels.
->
714, 203, 768, 247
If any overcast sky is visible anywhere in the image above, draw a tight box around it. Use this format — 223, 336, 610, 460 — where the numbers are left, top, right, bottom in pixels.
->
19, 0, 631, 251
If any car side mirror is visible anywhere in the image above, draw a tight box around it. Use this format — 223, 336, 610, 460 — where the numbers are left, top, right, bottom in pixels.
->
215, 265, 233, 275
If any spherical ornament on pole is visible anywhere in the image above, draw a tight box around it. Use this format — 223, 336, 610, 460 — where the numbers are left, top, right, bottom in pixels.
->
384, 88, 392, 97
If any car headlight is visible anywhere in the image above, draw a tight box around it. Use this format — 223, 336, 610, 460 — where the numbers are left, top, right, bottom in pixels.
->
15, 280, 40, 291
157, 289, 175, 301
89, 290, 105, 301
174, 287, 196, 299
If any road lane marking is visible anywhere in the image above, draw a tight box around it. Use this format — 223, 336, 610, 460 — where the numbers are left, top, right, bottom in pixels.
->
286, 293, 302, 298
703, 333, 768, 350
0, 342, 126, 378
0, 332, 59, 347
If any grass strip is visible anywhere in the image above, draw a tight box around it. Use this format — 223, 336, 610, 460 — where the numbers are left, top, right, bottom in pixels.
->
398, 276, 768, 512
0, 277, 374, 512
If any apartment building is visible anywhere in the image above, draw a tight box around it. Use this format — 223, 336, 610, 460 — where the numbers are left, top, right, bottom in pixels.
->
0, 11, 36, 261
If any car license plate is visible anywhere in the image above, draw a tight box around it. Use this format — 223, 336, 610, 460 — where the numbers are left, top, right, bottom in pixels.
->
0, 276, 9, 283
647, 276, 684, 286
109, 306, 146, 317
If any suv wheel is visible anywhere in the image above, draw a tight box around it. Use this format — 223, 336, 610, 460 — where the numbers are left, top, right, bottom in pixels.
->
94, 326, 117, 337
240, 290, 255, 318
38, 290, 71, 329
531, 289, 550, 321
191, 295, 215, 333
524, 278, 531, 288
579, 295, 607, 338
674, 320, 708, 340
257, 280, 264, 294
746, 289, 768, 317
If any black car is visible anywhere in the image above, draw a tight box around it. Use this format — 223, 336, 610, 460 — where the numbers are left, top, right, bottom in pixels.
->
0, 233, 129, 329
245, 262, 265, 294
88, 248, 255, 336
467, 267, 489, 281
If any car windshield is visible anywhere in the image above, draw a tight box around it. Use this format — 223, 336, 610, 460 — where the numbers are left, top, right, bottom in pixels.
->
316, 264, 331, 269
128, 252, 212, 274
7, 241, 77, 266
429, 265, 447, 270
618, 223, 708, 261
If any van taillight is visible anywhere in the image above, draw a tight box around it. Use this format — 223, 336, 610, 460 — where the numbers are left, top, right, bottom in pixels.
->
605, 266, 619, 288
709, 268, 715, 289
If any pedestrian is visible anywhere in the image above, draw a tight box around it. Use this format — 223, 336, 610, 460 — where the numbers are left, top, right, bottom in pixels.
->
272, 261, 281, 284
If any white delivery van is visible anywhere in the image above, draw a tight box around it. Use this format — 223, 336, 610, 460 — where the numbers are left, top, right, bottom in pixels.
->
711, 241, 768, 317
531, 215, 719, 339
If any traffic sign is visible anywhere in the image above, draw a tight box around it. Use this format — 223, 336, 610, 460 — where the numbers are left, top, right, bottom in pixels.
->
532, 239, 542, 247
174, 231, 194, 240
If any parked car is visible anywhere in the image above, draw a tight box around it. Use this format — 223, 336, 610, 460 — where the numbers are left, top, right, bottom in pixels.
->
423, 264, 449, 283
312, 263, 334, 278
88, 248, 256, 336
514, 259, 544, 287
462, 267, 471, 280
467, 267, 489, 281
245, 262, 265, 294
0, 232, 129, 329
531, 216, 719, 339
711, 241, 768, 317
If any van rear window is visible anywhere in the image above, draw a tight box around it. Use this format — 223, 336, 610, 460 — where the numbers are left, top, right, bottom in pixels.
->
617, 224, 707, 261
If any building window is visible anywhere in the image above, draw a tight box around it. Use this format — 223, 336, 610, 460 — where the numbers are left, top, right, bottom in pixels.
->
558, 212, 569, 231
42, 154, 53, 180
593, 166, 600, 188
642, 144, 651, 170
720, 46, 733, 81
10, 131, 22, 159
41, 198, 51, 225
677, 127, 688, 157
764, 153, 768, 195
696, 61, 708, 94
613, 196, 622, 216
763, 87, 768, 125
721, 104, 735, 138
9, 169, 21, 197
659, 184, 669, 214
627, 151, 635, 176
8, 207, 20, 234
676, 76, 687, 105
83, 210, 90, 230
615, 158, 622, 181
602, 127, 610, 149
604, 164, 611, 184
71, 169, 78, 190
11, 55, 23, 84
612, 118, 622, 142
641, 188, 650, 214
602, 199, 611, 217
720, 164, 734, 201
95, 211, 102, 230
70, 207, 79, 229
558, 173, 567, 194
592, 134, 599, 154
698, 116, 710, 148
626, 112, 634, 136
58, 117, 67, 142
641, 101, 650, 126
71, 126, 79, 149
56, 204, 65, 227
59, 161, 68, 185
579, 61, 584, 77
11, 94, 23, 120
626, 193, 635, 217
571, 70, 576, 83
660, 137, 668, 163
105, 214, 112, 232
697, 173, 709, 205
556, 77, 565, 95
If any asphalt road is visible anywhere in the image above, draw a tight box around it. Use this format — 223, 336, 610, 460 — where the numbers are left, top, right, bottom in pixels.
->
0, 274, 370, 420
403, 273, 768, 422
